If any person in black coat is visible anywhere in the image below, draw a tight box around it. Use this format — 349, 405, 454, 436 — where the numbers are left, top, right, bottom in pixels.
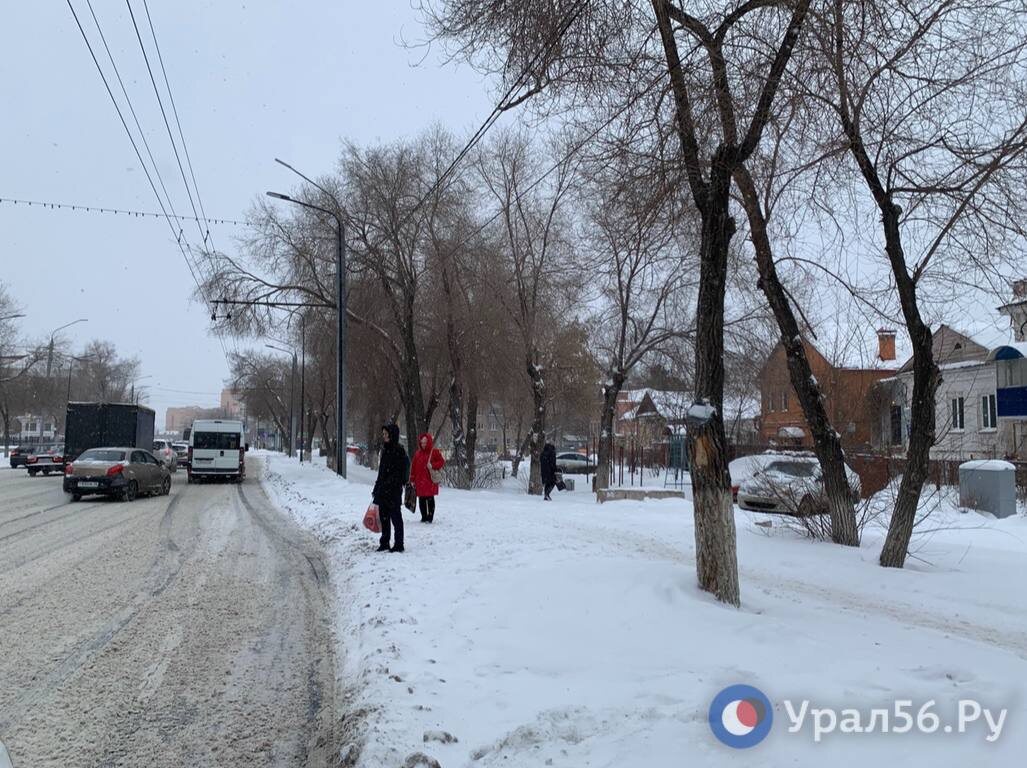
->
373, 423, 409, 552
540, 442, 558, 501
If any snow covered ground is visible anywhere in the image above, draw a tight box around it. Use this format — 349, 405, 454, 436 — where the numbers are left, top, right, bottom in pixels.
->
256, 451, 1027, 767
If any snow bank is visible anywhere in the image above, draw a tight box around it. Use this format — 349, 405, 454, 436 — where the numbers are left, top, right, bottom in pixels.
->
258, 452, 1027, 767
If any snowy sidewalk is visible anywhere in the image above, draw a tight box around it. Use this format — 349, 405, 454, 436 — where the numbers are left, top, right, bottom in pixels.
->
257, 452, 1027, 767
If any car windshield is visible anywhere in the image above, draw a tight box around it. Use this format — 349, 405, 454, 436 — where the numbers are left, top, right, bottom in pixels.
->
763, 461, 817, 478
193, 432, 240, 450
153, 441, 166, 449
78, 449, 126, 463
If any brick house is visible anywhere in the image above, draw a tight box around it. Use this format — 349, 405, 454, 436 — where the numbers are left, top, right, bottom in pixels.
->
758, 332, 898, 450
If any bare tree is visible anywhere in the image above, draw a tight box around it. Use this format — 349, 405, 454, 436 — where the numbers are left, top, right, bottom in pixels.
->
476, 130, 577, 495
425, 0, 814, 605
0, 287, 45, 452
229, 351, 293, 450
818, 0, 1027, 567
728, 86, 863, 544
584, 169, 695, 490
73, 341, 141, 403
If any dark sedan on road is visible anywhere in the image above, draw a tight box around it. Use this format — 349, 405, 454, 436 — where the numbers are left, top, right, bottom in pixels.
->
64, 447, 171, 502
8, 445, 28, 468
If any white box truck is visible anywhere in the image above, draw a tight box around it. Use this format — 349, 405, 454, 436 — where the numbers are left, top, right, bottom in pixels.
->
187, 419, 247, 483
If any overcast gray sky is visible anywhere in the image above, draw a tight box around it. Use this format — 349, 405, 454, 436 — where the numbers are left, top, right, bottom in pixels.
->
1, 2, 493, 428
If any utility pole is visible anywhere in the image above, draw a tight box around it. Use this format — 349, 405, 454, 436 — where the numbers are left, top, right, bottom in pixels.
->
268, 156, 348, 478
300, 313, 306, 463
45, 319, 88, 377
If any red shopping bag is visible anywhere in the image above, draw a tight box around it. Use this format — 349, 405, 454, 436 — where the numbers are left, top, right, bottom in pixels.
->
363, 503, 381, 533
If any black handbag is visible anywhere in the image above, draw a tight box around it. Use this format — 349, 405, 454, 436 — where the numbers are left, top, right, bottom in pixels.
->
555, 472, 567, 492
404, 483, 416, 511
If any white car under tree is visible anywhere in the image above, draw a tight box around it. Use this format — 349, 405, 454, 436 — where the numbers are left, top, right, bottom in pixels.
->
732, 452, 861, 517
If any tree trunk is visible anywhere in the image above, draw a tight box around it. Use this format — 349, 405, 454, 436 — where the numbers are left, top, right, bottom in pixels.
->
878, 209, 939, 567
447, 377, 469, 489
366, 417, 380, 470
734, 166, 859, 545
400, 295, 428, 454
526, 354, 546, 495
465, 389, 479, 485
511, 431, 530, 479
830, 29, 942, 565
596, 373, 625, 491
684, 159, 740, 607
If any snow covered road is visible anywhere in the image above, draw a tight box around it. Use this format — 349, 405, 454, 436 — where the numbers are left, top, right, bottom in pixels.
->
0, 460, 338, 767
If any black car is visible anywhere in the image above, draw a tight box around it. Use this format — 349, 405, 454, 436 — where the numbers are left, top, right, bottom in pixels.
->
8, 445, 28, 468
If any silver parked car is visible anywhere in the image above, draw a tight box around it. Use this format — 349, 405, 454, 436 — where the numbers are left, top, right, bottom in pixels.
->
554, 451, 596, 474
152, 439, 179, 472
172, 441, 190, 467
735, 453, 860, 517
63, 447, 171, 502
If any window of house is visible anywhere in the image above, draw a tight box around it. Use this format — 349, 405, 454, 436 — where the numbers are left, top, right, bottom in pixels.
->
780, 391, 789, 411
950, 396, 965, 431
766, 393, 775, 412
981, 393, 997, 430
889, 405, 903, 446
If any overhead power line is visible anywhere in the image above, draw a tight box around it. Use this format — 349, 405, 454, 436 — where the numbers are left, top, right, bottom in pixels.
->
452, 65, 672, 255
404, 8, 582, 223
0, 196, 246, 226
64, 0, 232, 360
64, 0, 207, 298
125, 0, 207, 249
83, 0, 176, 221
128, 0, 240, 360
141, 0, 214, 243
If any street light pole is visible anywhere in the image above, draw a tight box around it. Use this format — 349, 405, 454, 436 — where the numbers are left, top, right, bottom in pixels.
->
45, 318, 88, 377
266, 180, 347, 478
299, 313, 306, 463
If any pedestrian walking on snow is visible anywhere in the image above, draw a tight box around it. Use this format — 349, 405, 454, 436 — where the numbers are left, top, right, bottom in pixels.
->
410, 432, 446, 523
541, 442, 558, 501
373, 423, 408, 552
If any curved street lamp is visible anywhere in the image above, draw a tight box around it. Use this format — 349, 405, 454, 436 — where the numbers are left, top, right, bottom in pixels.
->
266, 170, 347, 477
45, 318, 88, 377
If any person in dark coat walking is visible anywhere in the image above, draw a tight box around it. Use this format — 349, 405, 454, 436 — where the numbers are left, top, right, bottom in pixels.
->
373, 423, 409, 552
540, 442, 558, 501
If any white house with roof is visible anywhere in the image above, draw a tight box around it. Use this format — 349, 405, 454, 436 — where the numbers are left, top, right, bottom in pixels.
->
615, 389, 760, 445
12, 413, 60, 443
872, 285, 1027, 460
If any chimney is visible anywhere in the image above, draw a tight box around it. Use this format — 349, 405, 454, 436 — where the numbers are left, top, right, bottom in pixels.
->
1000, 279, 1027, 342
877, 328, 897, 362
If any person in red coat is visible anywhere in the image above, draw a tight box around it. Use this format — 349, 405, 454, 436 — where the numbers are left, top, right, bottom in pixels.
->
410, 432, 445, 523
